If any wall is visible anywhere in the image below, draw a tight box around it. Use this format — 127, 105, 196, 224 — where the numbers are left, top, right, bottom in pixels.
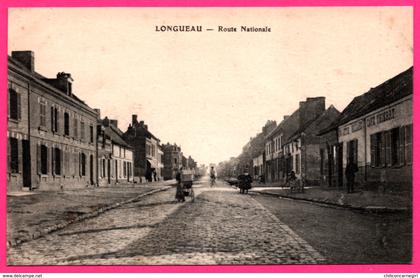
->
338, 96, 412, 190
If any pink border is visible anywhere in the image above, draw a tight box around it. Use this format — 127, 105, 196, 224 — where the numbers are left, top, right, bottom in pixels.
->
0, 0, 418, 273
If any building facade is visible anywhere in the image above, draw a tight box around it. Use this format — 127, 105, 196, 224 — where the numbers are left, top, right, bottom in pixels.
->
264, 97, 326, 184
320, 67, 412, 191
282, 105, 340, 186
162, 143, 183, 180
97, 117, 133, 186
8, 51, 98, 192
123, 115, 161, 183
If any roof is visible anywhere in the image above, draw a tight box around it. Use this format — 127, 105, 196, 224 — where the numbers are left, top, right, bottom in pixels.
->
8, 55, 92, 109
266, 108, 300, 140
288, 105, 340, 141
104, 124, 132, 149
320, 67, 413, 134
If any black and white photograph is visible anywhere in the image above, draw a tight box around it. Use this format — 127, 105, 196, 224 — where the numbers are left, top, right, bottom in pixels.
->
6, 7, 413, 266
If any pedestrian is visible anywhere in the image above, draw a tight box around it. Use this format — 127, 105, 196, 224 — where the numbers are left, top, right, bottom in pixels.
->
288, 171, 298, 193
175, 167, 185, 202
345, 159, 358, 193
153, 170, 157, 182
237, 170, 252, 194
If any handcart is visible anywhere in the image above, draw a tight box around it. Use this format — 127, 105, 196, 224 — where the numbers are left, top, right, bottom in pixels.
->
182, 171, 195, 202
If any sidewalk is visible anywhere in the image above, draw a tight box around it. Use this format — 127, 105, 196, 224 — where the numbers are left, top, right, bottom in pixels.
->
250, 184, 411, 213
7, 180, 176, 246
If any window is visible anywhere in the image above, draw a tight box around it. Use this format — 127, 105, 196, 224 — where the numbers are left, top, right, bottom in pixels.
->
80, 153, 86, 176
53, 147, 61, 175
73, 118, 78, 139
9, 88, 21, 121
89, 125, 94, 143
80, 121, 85, 141
9, 138, 19, 173
123, 161, 127, 177
51, 107, 59, 133
64, 112, 70, 136
40, 145, 48, 175
40, 101, 46, 127
370, 125, 412, 167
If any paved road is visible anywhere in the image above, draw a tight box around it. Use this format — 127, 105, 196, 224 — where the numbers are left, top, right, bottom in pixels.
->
8, 180, 325, 265
253, 193, 412, 264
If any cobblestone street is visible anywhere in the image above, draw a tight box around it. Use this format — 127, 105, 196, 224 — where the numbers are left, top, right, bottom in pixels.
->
7, 180, 325, 265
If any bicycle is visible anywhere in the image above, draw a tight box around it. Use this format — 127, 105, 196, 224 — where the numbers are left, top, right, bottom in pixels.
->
210, 176, 216, 187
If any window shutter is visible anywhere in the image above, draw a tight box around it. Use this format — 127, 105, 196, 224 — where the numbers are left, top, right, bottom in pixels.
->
62, 151, 66, 176
7, 88, 10, 118
385, 131, 391, 167
405, 125, 412, 164
79, 153, 82, 177
51, 107, 54, 132
380, 132, 386, 167
17, 93, 21, 120
60, 149, 64, 176
37, 144, 41, 174
17, 139, 22, 173
51, 147, 55, 176
399, 126, 405, 166
370, 134, 376, 167
55, 108, 59, 134
7, 138, 11, 173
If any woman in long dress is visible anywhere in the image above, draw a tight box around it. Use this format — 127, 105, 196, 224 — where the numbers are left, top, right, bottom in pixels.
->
175, 168, 185, 202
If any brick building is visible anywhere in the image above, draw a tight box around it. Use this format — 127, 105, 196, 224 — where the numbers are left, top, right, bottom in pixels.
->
123, 115, 161, 182
282, 105, 340, 186
8, 51, 98, 192
319, 67, 412, 191
264, 97, 326, 184
97, 116, 133, 186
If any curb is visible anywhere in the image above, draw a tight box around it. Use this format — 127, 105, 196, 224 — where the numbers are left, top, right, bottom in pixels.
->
253, 191, 410, 214
7, 185, 174, 248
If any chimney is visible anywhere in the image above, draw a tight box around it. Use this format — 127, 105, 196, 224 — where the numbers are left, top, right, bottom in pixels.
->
283, 115, 290, 120
140, 120, 145, 127
103, 117, 109, 127
11, 51, 35, 72
110, 119, 118, 128
56, 72, 73, 96
132, 114, 138, 126
144, 125, 148, 130
94, 109, 101, 119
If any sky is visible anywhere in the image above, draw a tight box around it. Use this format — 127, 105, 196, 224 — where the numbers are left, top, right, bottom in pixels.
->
8, 7, 413, 165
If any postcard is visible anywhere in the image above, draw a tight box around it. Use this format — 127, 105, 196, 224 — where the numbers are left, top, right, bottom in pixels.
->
1, 1, 418, 276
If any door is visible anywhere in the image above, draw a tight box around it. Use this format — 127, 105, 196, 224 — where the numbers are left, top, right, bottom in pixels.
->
22, 140, 31, 188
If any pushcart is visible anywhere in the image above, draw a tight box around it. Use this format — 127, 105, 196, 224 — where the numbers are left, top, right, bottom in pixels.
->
182, 171, 195, 202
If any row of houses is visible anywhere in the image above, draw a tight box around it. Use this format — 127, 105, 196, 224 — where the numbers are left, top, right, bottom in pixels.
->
7, 50, 198, 192
218, 67, 412, 191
